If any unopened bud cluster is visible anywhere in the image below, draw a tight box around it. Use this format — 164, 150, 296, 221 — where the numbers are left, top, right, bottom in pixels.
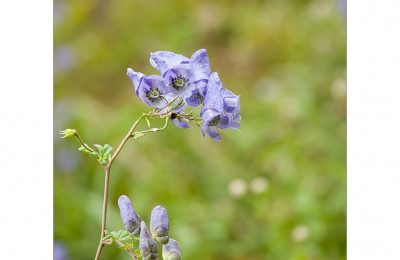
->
118, 195, 181, 260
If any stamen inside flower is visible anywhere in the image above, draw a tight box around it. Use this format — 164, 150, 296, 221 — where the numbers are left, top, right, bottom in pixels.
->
208, 115, 221, 126
146, 88, 162, 103
193, 92, 204, 104
171, 75, 188, 91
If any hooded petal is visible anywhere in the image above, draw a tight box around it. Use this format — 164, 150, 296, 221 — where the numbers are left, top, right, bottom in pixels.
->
139, 221, 158, 260
221, 87, 240, 115
201, 72, 223, 116
162, 239, 181, 260
190, 49, 211, 81
127, 68, 146, 96
150, 206, 170, 244
150, 51, 189, 76
118, 195, 142, 236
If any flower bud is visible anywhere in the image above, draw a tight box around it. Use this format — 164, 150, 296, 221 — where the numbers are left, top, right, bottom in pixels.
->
59, 129, 76, 138
162, 239, 181, 260
118, 195, 142, 236
139, 221, 158, 260
150, 206, 169, 244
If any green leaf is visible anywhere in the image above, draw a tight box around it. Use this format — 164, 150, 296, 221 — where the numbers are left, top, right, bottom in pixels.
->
138, 113, 148, 121
119, 245, 129, 250
135, 249, 141, 255
103, 146, 113, 158
133, 133, 145, 139
100, 234, 113, 242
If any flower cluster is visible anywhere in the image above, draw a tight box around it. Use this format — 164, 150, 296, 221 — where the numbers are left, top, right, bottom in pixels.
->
118, 195, 181, 260
127, 49, 241, 141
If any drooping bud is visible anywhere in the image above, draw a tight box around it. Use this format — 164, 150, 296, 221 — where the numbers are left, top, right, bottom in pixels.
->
150, 206, 169, 244
118, 195, 142, 236
162, 239, 181, 260
139, 221, 158, 260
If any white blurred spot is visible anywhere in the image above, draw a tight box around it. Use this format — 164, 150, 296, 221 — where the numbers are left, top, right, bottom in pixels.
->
292, 225, 309, 242
250, 177, 269, 194
228, 178, 247, 198
308, 0, 332, 20
331, 77, 347, 99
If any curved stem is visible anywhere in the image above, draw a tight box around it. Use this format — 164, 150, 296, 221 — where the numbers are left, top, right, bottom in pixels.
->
75, 132, 95, 152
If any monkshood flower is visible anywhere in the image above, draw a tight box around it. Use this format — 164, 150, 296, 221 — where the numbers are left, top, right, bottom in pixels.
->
162, 239, 181, 260
139, 221, 158, 260
150, 206, 169, 244
200, 72, 240, 141
161, 93, 190, 129
118, 195, 142, 236
126, 69, 169, 109
150, 49, 211, 105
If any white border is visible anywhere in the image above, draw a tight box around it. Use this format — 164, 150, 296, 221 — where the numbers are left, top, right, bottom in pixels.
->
0, 0, 53, 259
348, 1, 400, 259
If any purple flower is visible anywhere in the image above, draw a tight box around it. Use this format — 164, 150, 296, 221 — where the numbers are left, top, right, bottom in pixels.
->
162, 239, 181, 260
200, 72, 240, 141
126, 68, 146, 96
139, 221, 158, 260
138, 75, 170, 109
150, 49, 211, 106
118, 195, 142, 236
54, 241, 69, 260
150, 206, 169, 244
127, 69, 169, 109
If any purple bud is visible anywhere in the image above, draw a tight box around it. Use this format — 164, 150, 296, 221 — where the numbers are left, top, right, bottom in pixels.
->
162, 239, 181, 260
118, 195, 142, 236
150, 206, 169, 244
139, 221, 158, 260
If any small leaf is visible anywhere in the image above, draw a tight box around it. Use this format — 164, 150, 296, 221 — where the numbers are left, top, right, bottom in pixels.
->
138, 113, 148, 121
111, 231, 118, 238
133, 133, 145, 139
101, 234, 113, 242
135, 249, 141, 255
103, 146, 113, 158
119, 245, 129, 250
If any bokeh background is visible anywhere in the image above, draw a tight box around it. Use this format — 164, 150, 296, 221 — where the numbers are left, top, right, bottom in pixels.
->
54, 0, 346, 259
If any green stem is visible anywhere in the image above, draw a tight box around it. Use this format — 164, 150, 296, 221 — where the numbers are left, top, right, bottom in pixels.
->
94, 111, 170, 259
74, 132, 95, 152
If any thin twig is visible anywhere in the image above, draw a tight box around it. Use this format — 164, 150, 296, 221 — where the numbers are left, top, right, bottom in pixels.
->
74, 132, 95, 152
115, 241, 137, 259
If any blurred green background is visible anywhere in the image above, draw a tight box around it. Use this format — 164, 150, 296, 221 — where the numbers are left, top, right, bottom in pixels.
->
54, 0, 346, 259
